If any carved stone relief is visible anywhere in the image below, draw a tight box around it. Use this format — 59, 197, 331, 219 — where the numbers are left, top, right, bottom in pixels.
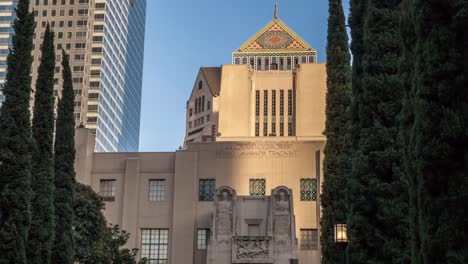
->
235, 237, 270, 260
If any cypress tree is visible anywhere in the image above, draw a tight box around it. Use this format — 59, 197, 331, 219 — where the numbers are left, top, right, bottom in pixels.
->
320, 0, 351, 262
347, 0, 409, 262
398, 0, 420, 262
0, 0, 35, 262
401, 0, 468, 262
52, 49, 76, 263
28, 23, 56, 264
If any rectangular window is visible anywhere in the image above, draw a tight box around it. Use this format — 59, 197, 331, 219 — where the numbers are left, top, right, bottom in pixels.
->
73, 66, 84, 72
300, 178, 317, 201
88, 93, 99, 99
271, 123, 276, 135
77, 20, 87, 27
201, 96, 205, 112
77, 8, 88, 15
196, 229, 209, 250
288, 90, 293, 136
280, 90, 284, 116
199, 179, 216, 201
271, 90, 276, 116
280, 123, 284, 137
255, 90, 260, 137
249, 179, 266, 196
206, 114, 210, 122
300, 229, 318, 250
94, 14, 104, 20
74, 54, 85, 61
87, 117, 97, 123
149, 179, 165, 201
75, 43, 86, 49
263, 90, 268, 136
73, 78, 84, 85
141, 229, 169, 263
88, 105, 98, 111
99, 179, 116, 201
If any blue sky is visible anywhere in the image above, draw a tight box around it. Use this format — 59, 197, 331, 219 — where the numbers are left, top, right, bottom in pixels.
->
139, 0, 350, 151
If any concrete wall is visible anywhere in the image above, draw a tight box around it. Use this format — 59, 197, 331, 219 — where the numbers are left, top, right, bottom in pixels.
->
75, 128, 324, 264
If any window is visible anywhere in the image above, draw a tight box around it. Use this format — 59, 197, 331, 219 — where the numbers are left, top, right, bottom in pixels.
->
141, 229, 169, 263
90, 70, 101, 77
207, 100, 211, 110
94, 14, 104, 20
87, 117, 97, 123
51, 10, 56, 16
201, 96, 205, 112
78, 0, 89, 3
91, 58, 102, 65
55, 66, 60, 73
74, 113, 80, 119
65, 43, 71, 50
99, 179, 116, 201
57, 32, 63, 39
249, 179, 266, 196
93, 36, 103, 42
198, 81, 202, 90
75, 43, 86, 49
89, 81, 100, 88
300, 229, 318, 250
94, 25, 104, 31
76, 31, 86, 38
73, 89, 82, 95
196, 229, 209, 250
194, 98, 198, 114
300, 178, 317, 201
189, 108, 192, 117
67, 20, 73, 27
95, 3, 105, 8
199, 179, 215, 201
149, 179, 165, 201
88, 105, 98, 111
74, 100, 81, 107
288, 90, 293, 136
88, 93, 99, 99
206, 114, 210, 122
77, 8, 88, 15
74, 54, 85, 61
66, 32, 72, 38
59, 21, 64, 27
73, 66, 84, 72
42, 10, 47, 16
60, 10, 64, 16
77, 20, 87, 27
92, 47, 102, 53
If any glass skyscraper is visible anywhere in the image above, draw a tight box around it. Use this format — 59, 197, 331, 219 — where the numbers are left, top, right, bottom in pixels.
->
31, 0, 147, 152
0, 0, 18, 108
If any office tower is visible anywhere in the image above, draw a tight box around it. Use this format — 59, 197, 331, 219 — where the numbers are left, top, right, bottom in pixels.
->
31, 0, 146, 152
0, 0, 18, 108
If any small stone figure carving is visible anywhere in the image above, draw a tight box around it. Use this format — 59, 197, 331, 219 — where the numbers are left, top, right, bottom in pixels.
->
275, 190, 290, 215
236, 239, 269, 259
217, 190, 232, 235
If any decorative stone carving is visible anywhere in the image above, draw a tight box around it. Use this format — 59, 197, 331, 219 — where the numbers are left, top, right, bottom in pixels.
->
235, 237, 269, 259
217, 188, 233, 236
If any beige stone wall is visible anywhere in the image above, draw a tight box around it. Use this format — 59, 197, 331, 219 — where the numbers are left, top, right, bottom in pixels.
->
75, 129, 324, 264
185, 70, 217, 144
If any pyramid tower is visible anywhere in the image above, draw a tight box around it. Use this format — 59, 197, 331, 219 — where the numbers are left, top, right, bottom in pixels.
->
232, 5, 317, 71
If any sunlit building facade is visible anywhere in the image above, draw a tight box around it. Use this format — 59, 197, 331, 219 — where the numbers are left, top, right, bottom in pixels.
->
30, 0, 146, 152
76, 8, 327, 263
0, 0, 18, 108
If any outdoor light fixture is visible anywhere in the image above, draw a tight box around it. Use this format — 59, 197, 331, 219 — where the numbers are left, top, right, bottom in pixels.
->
334, 224, 348, 243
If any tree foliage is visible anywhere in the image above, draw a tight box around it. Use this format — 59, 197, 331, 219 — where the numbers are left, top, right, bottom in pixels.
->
0, 0, 35, 262
400, 0, 468, 263
73, 183, 145, 264
52, 49, 76, 263
347, 0, 409, 262
320, 0, 352, 262
28, 23, 56, 264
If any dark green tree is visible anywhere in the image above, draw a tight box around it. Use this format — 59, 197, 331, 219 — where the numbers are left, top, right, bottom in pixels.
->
320, 0, 352, 263
51, 49, 76, 263
347, 0, 409, 263
73, 183, 145, 264
400, 0, 468, 263
0, 0, 35, 263
28, 23, 56, 264
398, 0, 420, 262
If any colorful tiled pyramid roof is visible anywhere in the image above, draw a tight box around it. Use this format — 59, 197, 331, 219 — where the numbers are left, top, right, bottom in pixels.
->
235, 18, 315, 53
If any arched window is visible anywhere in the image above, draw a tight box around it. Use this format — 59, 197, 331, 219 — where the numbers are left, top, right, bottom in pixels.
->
198, 81, 202, 90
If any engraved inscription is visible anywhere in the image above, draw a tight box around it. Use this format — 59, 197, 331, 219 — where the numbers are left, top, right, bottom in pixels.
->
217, 143, 297, 158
